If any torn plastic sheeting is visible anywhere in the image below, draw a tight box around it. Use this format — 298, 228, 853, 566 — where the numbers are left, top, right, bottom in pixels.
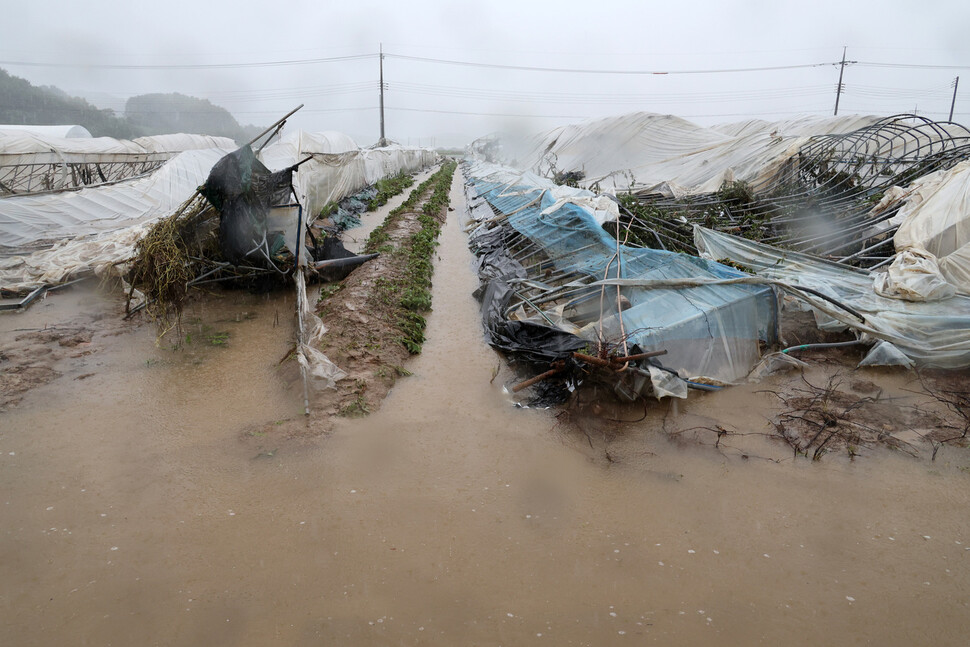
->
258, 131, 437, 221
0, 222, 151, 290
747, 351, 809, 381
581, 276, 778, 383
467, 169, 778, 383
871, 248, 955, 302
468, 224, 528, 288
298, 344, 348, 389
473, 112, 883, 196
465, 199, 497, 229
695, 225, 970, 368
645, 364, 688, 399
0, 148, 230, 249
295, 270, 345, 390
891, 160, 970, 294
199, 145, 295, 265
296, 270, 326, 343
479, 278, 588, 364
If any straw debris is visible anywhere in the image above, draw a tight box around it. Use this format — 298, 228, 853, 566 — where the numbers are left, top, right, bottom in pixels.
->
127, 194, 216, 331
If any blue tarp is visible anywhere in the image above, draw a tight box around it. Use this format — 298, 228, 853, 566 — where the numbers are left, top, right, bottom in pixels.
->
465, 168, 778, 382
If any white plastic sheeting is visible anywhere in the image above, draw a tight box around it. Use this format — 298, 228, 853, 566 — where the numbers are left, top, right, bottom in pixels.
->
0, 124, 92, 138
0, 221, 151, 288
0, 130, 238, 197
0, 148, 230, 248
695, 226, 970, 369
484, 112, 882, 197
889, 160, 970, 295
131, 133, 239, 153
1, 132, 435, 290
871, 249, 955, 301
260, 131, 437, 221
0, 130, 235, 164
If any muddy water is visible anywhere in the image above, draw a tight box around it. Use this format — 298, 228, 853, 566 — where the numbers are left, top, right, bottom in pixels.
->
343, 165, 438, 255
2, 169, 969, 646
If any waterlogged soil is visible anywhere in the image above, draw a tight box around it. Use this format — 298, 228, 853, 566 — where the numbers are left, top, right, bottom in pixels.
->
310, 190, 443, 426
0, 288, 135, 411
1, 168, 970, 646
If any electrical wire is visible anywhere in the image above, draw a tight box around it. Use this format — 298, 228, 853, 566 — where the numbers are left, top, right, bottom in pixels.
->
388, 81, 832, 105
0, 53, 376, 70
384, 52, 836, 75
855, 61, 970, 71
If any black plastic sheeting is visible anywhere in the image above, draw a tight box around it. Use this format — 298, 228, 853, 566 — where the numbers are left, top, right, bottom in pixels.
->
308, 224, 379, 281
480, 276, 584, 406
479, 279, 587, 364
470, 219, 586, 365
200, 146, 295, 264
469, 224, 528, 290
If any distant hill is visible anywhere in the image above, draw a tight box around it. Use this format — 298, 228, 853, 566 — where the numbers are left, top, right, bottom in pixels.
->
0, 68, 262, 143
0, 68, 137, 138
124, 93, 249, 142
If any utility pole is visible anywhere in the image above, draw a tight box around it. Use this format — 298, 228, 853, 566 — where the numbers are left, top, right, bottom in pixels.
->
950, 76, 960, 122
379, 43, 386, 147
834, 46, 847, 116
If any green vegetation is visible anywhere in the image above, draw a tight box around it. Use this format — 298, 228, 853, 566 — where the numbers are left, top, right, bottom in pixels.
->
207, 331, 230, 346
395, 161, 456, 353
613, 180, 780, 256
362, 160, 458, 353
318, 202, 338, 219
339, 379, 371, 417
367, 172, 415, 211
319, 283, 344, 301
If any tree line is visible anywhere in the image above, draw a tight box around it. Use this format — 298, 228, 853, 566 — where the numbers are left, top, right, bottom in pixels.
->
0, 68, 261, 143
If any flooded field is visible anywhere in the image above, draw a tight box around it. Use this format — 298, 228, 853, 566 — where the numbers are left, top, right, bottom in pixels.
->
2, 171, 970, 646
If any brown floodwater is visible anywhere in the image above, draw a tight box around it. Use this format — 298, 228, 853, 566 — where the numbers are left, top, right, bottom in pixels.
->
2, 169, 969, 646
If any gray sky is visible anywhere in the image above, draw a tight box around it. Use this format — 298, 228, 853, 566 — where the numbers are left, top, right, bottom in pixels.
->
2, 0, 969, 147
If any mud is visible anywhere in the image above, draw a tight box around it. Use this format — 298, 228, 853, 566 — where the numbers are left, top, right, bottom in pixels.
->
1, 168, 969, 646
309, 167, 447, 428
0, 286, 136, 411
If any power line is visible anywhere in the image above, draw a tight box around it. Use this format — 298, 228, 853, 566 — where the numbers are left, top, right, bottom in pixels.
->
387, 106, 589, 119
385, 106, 836, 120
383, 52, 836, 75
390, 80, 832, 105
0, 53, 376, 70
855, 61, 970, 71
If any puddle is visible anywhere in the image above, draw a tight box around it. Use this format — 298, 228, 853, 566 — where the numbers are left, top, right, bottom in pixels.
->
1, 170, 969, 645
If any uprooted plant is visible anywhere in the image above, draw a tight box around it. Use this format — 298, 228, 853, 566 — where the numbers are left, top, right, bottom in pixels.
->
764, 373, 935, 460
911, 371, 970, 460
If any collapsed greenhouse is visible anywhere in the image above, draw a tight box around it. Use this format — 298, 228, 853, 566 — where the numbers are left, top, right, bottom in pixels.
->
464, 112, 970, 402
0, 116, 436, 293
3, 109, 970, 407
0, 113, 437, 398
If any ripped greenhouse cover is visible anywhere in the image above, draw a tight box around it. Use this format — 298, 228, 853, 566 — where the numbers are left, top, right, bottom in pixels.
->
0, 132, 436, 290
882, 159, 970, 295
695, 227, 970, 368
477, 112, 884, 197
464, 161, 778, 384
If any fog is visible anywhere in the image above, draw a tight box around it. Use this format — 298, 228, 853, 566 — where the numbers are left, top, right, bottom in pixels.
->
2, 0, 969, 147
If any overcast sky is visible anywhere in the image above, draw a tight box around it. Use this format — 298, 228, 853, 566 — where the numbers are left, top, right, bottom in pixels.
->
2, 0, 969, 147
